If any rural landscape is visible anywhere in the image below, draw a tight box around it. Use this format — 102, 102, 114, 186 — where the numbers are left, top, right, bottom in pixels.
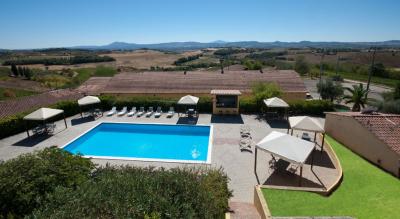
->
0, 0, 399, 219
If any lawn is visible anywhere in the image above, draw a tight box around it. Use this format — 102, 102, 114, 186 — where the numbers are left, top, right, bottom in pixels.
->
323, 70, 398, 88
0, 87, 38, 100
262, 135, 400, 219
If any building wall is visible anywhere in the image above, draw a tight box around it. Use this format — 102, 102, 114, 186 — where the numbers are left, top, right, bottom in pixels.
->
325, 114, 400, 177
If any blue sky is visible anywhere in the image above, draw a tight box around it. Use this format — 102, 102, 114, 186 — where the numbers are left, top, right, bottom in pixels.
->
0, 0, 399, 49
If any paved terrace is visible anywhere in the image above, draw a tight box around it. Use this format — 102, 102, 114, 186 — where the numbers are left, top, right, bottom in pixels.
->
0, 113, 339, 204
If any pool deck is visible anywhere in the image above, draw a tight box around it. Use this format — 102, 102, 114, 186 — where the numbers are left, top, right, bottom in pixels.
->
0, 113, 339, 204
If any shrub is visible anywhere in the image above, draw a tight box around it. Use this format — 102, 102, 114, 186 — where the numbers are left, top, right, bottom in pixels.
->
251, 82, 282, 110
288, 99, 334, 116
33, 166, 232, 218
2, 89, 16, 98
317, 78, 344, 102
294, 56, 310, 75
0, 147, 95, 217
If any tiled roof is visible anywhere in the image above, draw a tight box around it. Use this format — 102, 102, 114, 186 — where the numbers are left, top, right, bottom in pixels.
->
330, 112, 400, 155
210, 89, 242, 95
101, 70, 307, 94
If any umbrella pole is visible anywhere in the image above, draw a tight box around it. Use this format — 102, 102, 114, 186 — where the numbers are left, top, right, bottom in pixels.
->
25, 121, 30, 137
291, 129, 293, 136
63, 113, 68, 128
299, 166, 303, 186
321, 133, 325, 154
314, 132, 317, 143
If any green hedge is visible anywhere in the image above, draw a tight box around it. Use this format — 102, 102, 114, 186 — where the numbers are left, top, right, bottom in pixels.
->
33, 166, 231, 218
0, 95, 333, 139
288, 99, 334, 116
0, 148, 231, 218
0, 147, 95, 217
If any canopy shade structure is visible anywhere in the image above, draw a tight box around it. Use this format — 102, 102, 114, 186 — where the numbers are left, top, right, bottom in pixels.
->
24, 108, 64, 121
78, 96, 101, 106
23, 108, 67, 137
263, 97, 289, 108
288, 116, 324, 133
256, 131, 315, 165
177, 95, 199, 105
255, 131, 315, 186
288, 116, 326, 153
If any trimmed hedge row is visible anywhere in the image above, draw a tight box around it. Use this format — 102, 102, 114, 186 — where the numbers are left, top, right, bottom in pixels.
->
0, 95, 333, 139
33, 166, 231, 218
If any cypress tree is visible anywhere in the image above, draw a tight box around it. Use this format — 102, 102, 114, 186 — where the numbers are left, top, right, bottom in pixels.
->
11, 64, 18, 76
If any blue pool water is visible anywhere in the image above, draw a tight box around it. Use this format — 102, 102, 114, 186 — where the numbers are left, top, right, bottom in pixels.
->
63, 123, 212, 163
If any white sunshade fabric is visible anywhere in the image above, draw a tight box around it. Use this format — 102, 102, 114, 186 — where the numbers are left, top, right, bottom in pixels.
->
78, 96, 101, 106
256, 131, 315, 165
289, 116, 325, 133
177, 95, 199, 105
263, 97, 289, 108
23, 108, 64, 121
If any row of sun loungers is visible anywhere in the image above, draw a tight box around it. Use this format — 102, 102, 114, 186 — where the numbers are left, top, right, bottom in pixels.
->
107, 106, 175, 118
239, 125, 252, 152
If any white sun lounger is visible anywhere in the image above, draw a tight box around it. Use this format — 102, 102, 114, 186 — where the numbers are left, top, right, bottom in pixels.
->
127, 107, 137, 117
167, 107, 175, 118
137, 107, 145, 117
107, 106, 117, 116
145, 107, 154, 117
154, 107, 162, 118
117, 106, 127, 116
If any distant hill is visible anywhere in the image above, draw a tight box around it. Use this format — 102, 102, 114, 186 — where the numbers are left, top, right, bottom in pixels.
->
70, 40, 400, 51
3, 40, 400, 51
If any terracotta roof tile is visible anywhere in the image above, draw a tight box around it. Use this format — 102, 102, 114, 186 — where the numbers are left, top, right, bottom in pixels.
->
352, 114, 400, 155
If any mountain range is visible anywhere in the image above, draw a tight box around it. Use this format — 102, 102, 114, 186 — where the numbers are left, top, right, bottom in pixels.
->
2, 40, 400, 51
70, 40, 400, 51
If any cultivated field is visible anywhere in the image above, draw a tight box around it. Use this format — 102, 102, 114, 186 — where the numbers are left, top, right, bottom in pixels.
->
103, 50, 202, 69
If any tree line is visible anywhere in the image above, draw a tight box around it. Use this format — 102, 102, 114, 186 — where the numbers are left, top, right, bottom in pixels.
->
10, 64, 33, 79
173, 54, 202, 66
3, 55, 115, 66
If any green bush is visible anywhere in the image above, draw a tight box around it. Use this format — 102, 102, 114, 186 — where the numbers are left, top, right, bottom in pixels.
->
0, 147, 95, 217
288, 99, 334, 116
33, 166, 232, 218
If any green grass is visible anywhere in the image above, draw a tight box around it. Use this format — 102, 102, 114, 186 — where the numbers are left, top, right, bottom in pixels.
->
0, 87, 38, 100
262, 135, 400, 219
323, 70, 398, 88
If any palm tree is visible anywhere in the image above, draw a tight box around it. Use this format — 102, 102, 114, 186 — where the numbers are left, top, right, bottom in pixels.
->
343, 83, 369, 111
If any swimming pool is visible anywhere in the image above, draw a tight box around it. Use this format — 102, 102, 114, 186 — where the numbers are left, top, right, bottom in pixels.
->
62, 122, 213, 163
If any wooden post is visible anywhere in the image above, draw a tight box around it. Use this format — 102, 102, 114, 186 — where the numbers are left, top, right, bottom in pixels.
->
314, 132, 317, 143
311, 148, 315, 169
321, 133, 325, 153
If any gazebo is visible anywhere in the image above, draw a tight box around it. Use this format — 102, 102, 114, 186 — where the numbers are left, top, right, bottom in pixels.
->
78, 96, 102, 118
23, 108, 67, 137
263, 97, 289, 119
255, 131, 315, 186
288, 116, 325, 151
177, 95, 199, 117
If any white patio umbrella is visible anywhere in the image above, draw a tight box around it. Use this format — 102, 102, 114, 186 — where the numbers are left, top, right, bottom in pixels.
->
78, 96, 102, 117
263, 97, 289, 119
263, 97, 289, 108
177, 95, 199, 105
78, 96, 101, 106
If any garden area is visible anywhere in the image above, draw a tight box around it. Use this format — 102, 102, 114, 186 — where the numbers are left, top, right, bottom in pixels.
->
0, 147, 231, 218
262, 136, 400, 219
